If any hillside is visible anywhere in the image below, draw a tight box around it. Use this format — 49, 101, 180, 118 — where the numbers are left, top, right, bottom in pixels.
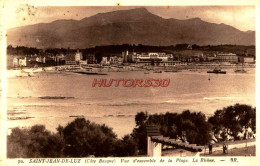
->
7, 7, 255, 48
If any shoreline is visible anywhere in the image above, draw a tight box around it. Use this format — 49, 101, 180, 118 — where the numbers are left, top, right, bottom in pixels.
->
6, 63, 255, 72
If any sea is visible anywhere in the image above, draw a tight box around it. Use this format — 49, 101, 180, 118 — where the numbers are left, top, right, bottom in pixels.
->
7, 68, 255, 138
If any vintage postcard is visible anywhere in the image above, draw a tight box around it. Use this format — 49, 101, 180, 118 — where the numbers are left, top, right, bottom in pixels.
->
0, 0, 259, 165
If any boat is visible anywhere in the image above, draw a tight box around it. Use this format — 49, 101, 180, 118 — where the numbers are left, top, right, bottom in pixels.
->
73, 65, 107, 75
39, 96, 74, 99
234, 69, 247, 73
144, 71, 150, 74
74, 71, 107, 75
207, 68, 226, 74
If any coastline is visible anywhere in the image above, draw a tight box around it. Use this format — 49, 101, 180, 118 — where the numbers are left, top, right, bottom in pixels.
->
6, 63, 255, 72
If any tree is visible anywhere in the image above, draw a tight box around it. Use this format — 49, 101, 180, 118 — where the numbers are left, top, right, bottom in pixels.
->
7, 118, 139, 158
8, 118, 139, 158
135, 112, 148, 127
41, 134, 65, 157
174, 111, 212, 144
208, 104, 256, 141
95, 52, 103, 63
7, 127, 29, 158
114, 135, 138, 156
62, 118, 118, 157
131, 125, 147, 155
131, 112, 149, 154
26, 125, 51, 157
7, 125, 64, 158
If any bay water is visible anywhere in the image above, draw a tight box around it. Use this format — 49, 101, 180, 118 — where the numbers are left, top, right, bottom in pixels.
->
7, 69, 255, 138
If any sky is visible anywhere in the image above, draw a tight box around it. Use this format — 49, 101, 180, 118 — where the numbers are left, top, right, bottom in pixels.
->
5, 6, 255, 31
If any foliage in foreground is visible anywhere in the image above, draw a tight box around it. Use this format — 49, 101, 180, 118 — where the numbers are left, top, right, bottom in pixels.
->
7, 118, 137, 158
131, 104, 256, 155
8, 104, 255, 157
208, 104, 256, 140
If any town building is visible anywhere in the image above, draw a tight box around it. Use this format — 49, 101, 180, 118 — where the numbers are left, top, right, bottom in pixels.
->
110, 56, 123, 64
79, 60, 87, 65
19, 57, 27, 66
75, 50, 82, 62
12, 57, 19, 67
238, 56, 255, 63
243, 57, 254, 63
216, 53, 239, 63
122, 50, 129, 63
65, 50, 83, 65
12, 57, 28, 67
55, 54, 66, 65
85, 54, 96, 64
135, 52, 173, 63
101, 57, 110, 65
44, 57, 56, 66
65, 53, 77, 65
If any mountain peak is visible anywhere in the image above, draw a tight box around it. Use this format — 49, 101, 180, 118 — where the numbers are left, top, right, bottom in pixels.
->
115, 7, 151, 16
131, 7, 149, 12
80, 7, 153, 23
188, 17, 202, 21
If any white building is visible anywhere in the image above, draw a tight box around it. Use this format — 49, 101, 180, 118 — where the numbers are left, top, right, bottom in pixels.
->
79, 60, 88, 65
136, 52, 171, 62
75, 52, 82, 62
110, 56, 119, 64
216, 53, 238, 63
243, 57, 254, 63
13, 57, 19, 67
13, 57, 27, 67
36, 56, 46, 63
101, 57, 110, 65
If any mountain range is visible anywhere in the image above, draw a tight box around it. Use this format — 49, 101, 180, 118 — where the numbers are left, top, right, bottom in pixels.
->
7, 7, 255, 48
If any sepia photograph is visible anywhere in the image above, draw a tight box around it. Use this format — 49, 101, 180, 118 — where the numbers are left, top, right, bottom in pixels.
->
0, 0, 258, 164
